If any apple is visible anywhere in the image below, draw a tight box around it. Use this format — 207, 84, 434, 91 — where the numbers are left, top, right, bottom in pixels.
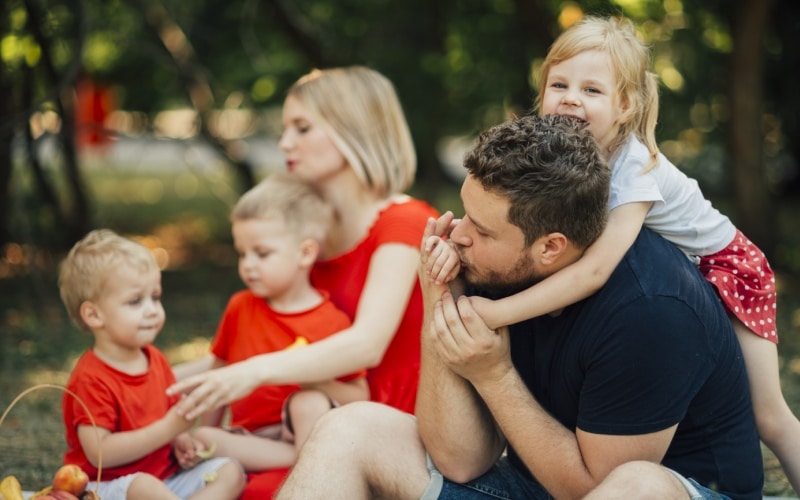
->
51, 464, 89, 496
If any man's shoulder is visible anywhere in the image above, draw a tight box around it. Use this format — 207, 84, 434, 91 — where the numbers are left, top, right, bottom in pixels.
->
610, 227, 720, 314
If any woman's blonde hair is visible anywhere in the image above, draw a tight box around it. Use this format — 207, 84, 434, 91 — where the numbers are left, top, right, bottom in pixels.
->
58, 229, 158, 332
232, 171, 333, 245
535, 16, 660, 170
287, 66, 417, 196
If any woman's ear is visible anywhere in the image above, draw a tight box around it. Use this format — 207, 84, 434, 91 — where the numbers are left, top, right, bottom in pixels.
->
298, 238, 321, 268
80, 301, 103, 329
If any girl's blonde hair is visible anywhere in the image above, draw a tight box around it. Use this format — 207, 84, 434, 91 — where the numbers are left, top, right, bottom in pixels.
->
232, 171, 333, 245
535, 16, 660, 170
58, 229, 158, 332
287, 66, 417, 196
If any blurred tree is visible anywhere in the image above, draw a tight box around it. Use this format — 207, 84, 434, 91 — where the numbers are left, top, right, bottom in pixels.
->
1, 0, 796, 265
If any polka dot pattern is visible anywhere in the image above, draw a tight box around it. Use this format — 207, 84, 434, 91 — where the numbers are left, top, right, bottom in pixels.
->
698, 230, 778, 344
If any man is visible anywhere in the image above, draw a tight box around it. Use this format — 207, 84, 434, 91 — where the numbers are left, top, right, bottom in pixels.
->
276, 114, 763, 499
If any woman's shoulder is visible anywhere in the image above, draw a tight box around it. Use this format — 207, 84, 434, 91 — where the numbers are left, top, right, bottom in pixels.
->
379, 195, 439, 221
368, 195, 439, 246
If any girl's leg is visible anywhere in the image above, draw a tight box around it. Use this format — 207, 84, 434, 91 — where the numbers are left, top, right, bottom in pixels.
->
192, 425, 297, 471
734, 318, 800, 493
187, 460, 246, 500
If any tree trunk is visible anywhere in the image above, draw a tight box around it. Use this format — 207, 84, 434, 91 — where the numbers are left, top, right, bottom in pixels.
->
0, 78, 14, 247
729, 0, 775, 257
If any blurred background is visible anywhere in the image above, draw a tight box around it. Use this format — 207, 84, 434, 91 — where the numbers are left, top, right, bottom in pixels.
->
1, 0, 799, 495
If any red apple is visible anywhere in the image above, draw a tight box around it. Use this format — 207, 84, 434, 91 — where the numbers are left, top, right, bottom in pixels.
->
51, 464, 89, 496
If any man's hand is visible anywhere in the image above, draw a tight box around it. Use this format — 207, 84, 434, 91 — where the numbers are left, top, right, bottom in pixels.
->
432, 292, 513, 385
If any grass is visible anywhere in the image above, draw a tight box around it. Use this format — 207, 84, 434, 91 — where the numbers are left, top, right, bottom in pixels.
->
1, 169, 799, 496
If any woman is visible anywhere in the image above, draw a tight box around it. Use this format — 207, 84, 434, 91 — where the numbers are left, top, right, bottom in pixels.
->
168, 66, 438, 497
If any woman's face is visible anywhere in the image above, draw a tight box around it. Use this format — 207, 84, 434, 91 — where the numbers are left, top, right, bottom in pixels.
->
279, 95, 348, 183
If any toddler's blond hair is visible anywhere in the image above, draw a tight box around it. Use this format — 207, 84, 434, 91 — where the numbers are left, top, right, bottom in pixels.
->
232, 171, 333, 245
58, 229, 158, 332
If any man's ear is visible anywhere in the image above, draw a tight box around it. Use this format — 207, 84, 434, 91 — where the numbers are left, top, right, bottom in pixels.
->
80, 301, 103, 329
298, 238, 320, 268
538, 232, 570, 266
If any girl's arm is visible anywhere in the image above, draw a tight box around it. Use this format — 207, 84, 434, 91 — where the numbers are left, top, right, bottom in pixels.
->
169, 242, 420, 419
474, 202, 653, 330
306, 377, 369, 405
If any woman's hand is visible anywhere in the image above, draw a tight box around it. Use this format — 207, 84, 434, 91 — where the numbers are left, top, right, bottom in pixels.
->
167, 362, 258, 420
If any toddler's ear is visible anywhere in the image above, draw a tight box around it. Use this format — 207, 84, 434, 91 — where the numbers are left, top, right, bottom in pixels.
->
299, 238, 321, 266
79, 301, 103, 329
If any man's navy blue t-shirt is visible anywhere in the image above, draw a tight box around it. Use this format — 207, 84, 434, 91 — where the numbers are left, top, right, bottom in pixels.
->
507, 228, 763, 499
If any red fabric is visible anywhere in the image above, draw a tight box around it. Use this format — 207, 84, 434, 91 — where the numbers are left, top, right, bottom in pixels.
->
62, 345, 180, 480
242, 468, 290, 499
75, 77, 114, 147
211, 289, 357, 430
699, 229, 778, 343
310, 198, 439, 414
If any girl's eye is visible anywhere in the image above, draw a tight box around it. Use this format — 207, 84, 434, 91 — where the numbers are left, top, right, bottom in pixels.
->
152, 293, 162, 303
257, 251, 271, 259
586, 87, 601, 94
551, 82, 566, 89
128, 297, 142, 306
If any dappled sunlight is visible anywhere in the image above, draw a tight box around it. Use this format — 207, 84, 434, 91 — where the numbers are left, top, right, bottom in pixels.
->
163, 337, 212, 365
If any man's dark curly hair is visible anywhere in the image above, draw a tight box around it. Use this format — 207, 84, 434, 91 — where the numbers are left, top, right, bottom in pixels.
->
463, 114, 610, 248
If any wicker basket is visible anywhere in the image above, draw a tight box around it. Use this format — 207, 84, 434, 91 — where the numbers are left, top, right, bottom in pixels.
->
0, 383, 101, 499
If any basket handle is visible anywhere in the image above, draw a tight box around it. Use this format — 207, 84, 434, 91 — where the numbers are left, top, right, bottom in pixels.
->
0, 383, 103, 486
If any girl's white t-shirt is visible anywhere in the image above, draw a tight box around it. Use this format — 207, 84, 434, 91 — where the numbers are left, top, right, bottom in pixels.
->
608, 135, 737, 258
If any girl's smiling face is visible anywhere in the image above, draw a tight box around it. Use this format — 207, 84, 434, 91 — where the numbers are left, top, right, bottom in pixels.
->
540, 49, 629, 153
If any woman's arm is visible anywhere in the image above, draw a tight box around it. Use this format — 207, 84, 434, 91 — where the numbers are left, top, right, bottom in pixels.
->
474, 202, 652, 330
171, 354, 215, 381
169, 242, 420, 419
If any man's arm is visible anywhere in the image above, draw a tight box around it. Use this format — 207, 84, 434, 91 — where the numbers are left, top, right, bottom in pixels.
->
472, 366, 677, 498
416, 215, 506, 482
450, 293, 691, 499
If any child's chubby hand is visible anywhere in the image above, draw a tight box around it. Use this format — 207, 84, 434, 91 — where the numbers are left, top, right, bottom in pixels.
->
422, 211, 462, 285
424, 236, 461, 285
173, 432, 206, 469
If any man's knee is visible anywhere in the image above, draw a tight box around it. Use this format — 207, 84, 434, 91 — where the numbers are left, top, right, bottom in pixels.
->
312, 401, 394, 439
588, 461, 688, 500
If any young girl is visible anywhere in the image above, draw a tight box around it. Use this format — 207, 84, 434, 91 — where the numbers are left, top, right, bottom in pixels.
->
426, 15, 800, 493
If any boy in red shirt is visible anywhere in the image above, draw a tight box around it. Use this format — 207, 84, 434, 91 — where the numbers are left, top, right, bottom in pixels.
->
59, 229, 245, 500
190, 171, 368, 474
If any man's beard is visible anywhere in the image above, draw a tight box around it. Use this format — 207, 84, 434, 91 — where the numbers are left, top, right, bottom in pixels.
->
461, 252, 542, 299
